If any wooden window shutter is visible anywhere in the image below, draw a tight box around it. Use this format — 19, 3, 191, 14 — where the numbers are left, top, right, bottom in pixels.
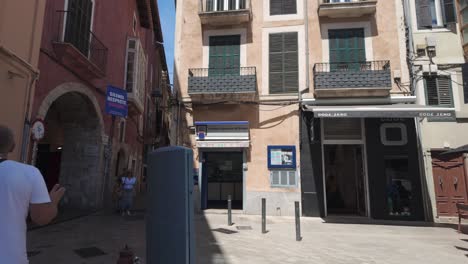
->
416, 0, 433, 29
442, 0, 457, 24
425, 76, 453, 106
270, 0, 283, 15
425, 77, 439, 106
269, 32, 298, 94
436, 76, 453, 106
270, 0, 297, 15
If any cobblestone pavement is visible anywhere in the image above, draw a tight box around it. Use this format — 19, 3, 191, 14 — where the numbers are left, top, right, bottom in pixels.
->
27, 211, 468, 264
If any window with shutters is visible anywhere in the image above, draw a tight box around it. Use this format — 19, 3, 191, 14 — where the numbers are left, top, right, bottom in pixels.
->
328, 29, 365, 71
415, 0, 456, 29
271, 170, 297, 187
424, 75, 453, 106
208, 35, 241, 76
269, 32, 299, 94
124, 38, 147, 105
270, 0, 297, 15
65, 0, 94, 56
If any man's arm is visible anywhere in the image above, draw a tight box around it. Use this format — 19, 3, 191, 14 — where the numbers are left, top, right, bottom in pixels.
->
30, 184, 65, 226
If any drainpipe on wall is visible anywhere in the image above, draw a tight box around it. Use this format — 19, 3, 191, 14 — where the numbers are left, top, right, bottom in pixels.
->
302, 0, 310, 101
402, 0, 433, 221
21, 71, 39, 163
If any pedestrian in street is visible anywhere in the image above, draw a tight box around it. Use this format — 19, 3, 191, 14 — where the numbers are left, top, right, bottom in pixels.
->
0, 125, 65, 264
120, 169, 137, 216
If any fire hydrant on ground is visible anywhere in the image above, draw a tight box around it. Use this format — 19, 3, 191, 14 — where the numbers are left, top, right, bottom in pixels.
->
117, 245, 134, 264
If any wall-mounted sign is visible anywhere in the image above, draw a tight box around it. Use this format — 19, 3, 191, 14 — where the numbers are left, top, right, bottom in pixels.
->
268, 145, 296, 169
197, 141, 249, 148
105, 85, 128, 117
31, 119, 45, 141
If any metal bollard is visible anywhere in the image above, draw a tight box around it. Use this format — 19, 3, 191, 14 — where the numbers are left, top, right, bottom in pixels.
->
295, 201, 302, 241
228, 195, 232, 226
262, 198, 266, 234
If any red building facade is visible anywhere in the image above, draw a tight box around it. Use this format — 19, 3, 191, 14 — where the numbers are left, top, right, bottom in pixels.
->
31, 0, 169, 210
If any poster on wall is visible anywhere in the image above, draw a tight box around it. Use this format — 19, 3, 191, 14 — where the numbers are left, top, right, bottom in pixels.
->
268, 146, 296, 169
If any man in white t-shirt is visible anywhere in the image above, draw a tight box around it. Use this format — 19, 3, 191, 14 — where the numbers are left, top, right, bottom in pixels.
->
0, 125, 65, 264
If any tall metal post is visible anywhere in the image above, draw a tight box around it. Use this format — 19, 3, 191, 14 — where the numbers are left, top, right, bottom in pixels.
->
228, 195, 232, 226
102, 115, 116, 205
295, 201, 302, 241
262, 198, 266, 234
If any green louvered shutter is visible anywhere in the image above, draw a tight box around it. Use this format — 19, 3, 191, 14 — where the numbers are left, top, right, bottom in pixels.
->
65, 0, 93, 56
425, 76, 454, 106
270, 0, 297, 15
329, 28, 365, 71
269, 32, 298, 94
209, 35, 241, 76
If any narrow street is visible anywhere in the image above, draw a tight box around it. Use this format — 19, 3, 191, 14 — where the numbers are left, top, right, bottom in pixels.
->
27, 209, 468, 264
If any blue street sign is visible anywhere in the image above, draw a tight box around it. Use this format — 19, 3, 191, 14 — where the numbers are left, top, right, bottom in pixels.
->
105, 85, 128, 117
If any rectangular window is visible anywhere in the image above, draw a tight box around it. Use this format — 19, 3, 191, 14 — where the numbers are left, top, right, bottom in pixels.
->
124, 38, 146, 104
269, 32, 298, 94
424, 75, 453, 106
328, 28, 365, 71
416, 0, 456, 29
271, 170, 296, 187
270, 0, 297, 16
65, 0, 93, 56
208, 35, 241, 76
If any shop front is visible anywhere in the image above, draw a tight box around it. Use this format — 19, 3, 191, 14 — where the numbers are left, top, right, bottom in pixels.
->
300, 105, 455, 221
195, 121, 249, 210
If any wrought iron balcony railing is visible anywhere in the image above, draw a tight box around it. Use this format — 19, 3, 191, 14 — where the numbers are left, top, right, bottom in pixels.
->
188, 67, 257, 94
200, 0, 248, 12
54, 10, 108, 74
313, 61, 391, 89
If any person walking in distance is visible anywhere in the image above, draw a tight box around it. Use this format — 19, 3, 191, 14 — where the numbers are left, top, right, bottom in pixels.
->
120, 169, 137, 216
0, 125, 66, 264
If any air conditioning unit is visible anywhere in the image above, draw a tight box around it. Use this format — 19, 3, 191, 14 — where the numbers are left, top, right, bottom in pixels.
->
422, 64, 438, 75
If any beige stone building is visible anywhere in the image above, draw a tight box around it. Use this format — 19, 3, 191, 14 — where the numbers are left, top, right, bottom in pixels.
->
0, 0, 46, 162
175, 0, 457, 219
407, 0, 468, 222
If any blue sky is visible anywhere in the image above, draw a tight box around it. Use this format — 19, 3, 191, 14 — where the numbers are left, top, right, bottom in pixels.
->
158, 0, 175, 83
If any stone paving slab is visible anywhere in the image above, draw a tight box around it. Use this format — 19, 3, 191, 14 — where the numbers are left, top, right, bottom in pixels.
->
27, 212, 468, 264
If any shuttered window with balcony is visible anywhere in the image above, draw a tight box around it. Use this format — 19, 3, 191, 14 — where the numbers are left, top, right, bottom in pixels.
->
65, 0, 93, 56
328, 28, 365, 70
269, 32, 299, 94
209, 35, 241, 76
424, 76, 453, 106
270, 0, 297, 15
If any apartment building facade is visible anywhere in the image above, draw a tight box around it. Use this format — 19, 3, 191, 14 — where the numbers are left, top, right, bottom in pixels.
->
406, 0, 468, 222
175, 0, 303, 215
0, 0, 46, 162
31, 0, 170, 210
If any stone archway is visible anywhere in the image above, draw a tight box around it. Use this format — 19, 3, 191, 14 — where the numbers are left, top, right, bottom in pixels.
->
35, 83, 104, 210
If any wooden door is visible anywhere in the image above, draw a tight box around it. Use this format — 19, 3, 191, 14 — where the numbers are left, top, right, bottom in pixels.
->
431, 152, 468, 217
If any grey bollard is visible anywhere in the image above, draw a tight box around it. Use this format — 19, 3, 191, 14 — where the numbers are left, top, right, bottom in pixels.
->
262, 198, 266, 234
228, 195, 232, 226
295, 201, 302, 241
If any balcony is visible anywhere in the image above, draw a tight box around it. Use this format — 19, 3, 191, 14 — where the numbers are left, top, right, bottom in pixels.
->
313, 61, 392, 98
188, 67, 257, 101
52, 11, 108, 79
318, 0, 377, 18
199, 0, 251, 25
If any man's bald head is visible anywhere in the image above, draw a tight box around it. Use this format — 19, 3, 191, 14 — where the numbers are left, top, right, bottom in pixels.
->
0, 125, 15, 154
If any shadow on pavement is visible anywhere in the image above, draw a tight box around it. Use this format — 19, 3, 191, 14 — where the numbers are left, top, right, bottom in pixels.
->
195, 211, 227, 264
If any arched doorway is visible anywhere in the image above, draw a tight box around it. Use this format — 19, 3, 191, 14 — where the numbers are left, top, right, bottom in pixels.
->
35, 91, 103, 210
